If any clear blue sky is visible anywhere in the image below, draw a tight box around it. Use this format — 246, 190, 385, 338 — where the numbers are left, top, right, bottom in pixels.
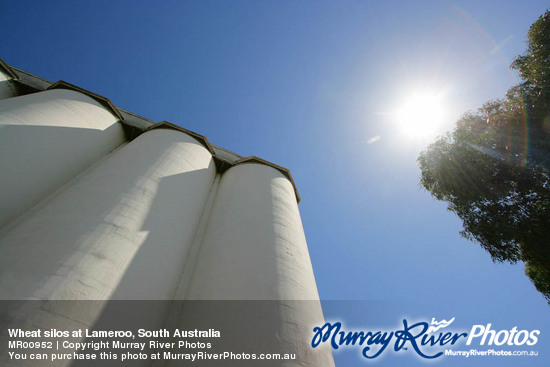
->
1, 1, 549, 365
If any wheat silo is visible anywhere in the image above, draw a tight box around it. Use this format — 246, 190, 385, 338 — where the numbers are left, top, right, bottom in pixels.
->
0, 59, 334, 366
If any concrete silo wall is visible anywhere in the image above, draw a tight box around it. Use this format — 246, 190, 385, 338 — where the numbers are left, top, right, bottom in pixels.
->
0, 128, 218, 366
0, 89, 126, 229
176, 163, 334, 367
0, 128, 216, 300
186, 162, 319, 301
0, 64, 334, 365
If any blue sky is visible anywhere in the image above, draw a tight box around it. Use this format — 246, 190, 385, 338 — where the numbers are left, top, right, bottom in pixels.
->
1, 1, 549, 365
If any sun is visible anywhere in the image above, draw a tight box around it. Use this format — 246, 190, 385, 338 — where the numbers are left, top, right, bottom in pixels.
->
393, 91, 447, 139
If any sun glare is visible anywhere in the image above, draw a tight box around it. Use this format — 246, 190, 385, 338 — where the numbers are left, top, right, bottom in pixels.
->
394, 91, 447, 139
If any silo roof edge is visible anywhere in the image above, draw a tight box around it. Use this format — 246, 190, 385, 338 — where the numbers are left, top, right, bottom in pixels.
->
0, 59, 19, 80
2, 60, 302, 203
235, 156, 301, 203
47, 80, 124, 121
147, 121, 216, 156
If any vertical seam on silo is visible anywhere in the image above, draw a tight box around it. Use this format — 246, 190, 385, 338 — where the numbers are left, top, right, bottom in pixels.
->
0, 140, 130, 238
158, 172, 221, 358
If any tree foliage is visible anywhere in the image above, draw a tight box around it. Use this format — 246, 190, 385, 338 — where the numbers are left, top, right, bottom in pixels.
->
512, 11, 550, 114
419, 11, 550, 302
511, 10, 550, 169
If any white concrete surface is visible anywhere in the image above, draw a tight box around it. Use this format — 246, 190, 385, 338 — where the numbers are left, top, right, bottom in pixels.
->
0, 89, 126, 229
186, 162, 320, 301
178, 162, 334, 366
0, 128, 216, 300
0, 77, 333, 365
